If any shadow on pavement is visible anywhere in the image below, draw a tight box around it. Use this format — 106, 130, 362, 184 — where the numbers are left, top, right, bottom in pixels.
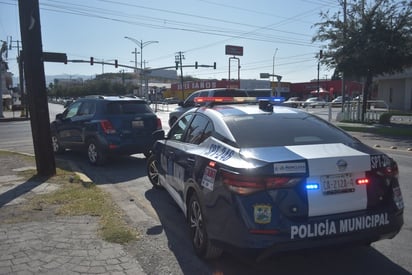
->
0, 176, 48, 207
144, 188, 411, 275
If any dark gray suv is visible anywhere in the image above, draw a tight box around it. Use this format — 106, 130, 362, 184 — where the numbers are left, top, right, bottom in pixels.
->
168, 88, 248, 126
50, 95, 162, 165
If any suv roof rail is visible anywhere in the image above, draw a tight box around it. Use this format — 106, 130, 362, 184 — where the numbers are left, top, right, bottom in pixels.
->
84, 95, 105, 99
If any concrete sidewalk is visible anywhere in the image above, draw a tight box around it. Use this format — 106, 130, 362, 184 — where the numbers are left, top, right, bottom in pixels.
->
0, 152, 145, 274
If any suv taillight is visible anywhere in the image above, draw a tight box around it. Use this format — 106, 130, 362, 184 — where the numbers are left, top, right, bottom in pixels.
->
100, 120, 116, 134
222, 171, 302, 195
157, 118, 162, 130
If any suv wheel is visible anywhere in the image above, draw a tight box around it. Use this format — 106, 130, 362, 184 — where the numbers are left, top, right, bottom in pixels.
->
51, 134, 64, 154
87, 139, 107, 165
147, 154, 162, 189
188, 193, 223, 259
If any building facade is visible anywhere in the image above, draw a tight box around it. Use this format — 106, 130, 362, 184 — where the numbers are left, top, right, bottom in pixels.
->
375, 68, 412, 111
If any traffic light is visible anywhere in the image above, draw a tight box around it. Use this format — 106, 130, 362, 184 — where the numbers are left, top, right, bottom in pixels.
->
114, 59, 118, 68
213, 62, 216, 69
195, 61, 198, 69
90, 57, 94, 65
175, 61, 179, 70
319, 50, 323, 59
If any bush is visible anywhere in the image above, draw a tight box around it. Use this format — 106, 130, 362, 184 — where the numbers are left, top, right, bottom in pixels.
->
379, 112, 392, 124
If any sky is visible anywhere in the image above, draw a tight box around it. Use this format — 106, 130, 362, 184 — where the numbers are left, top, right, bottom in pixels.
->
0, 0, 341, 84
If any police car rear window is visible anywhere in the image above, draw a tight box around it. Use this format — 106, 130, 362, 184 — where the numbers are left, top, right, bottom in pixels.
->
224, 114, 355, 148
106, 101, 152, 114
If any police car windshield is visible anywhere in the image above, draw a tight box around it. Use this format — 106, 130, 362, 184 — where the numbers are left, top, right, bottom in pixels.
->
224, 113, 356, 148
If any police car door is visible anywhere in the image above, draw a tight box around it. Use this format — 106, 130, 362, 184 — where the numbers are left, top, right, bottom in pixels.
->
163, 113, 194, 208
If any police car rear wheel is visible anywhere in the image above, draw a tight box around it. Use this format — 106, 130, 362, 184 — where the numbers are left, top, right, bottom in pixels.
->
188, 193, 223, 259
147, 155, 162, 189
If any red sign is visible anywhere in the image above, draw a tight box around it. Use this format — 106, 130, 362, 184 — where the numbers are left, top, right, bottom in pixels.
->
225, 45, 243, 56
170, 80, 240, 91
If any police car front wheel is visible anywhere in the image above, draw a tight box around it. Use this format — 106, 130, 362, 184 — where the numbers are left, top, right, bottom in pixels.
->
147, 155, 162, 189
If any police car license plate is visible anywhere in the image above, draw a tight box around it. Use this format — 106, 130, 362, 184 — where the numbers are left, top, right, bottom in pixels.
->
132, 120, 144, 128
320, 173, 354, 195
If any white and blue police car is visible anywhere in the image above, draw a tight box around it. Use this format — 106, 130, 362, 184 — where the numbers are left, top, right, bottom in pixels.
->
147, 96, 404, 259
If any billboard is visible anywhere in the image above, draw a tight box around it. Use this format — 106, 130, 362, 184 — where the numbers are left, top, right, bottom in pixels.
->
225, 45, 243, 56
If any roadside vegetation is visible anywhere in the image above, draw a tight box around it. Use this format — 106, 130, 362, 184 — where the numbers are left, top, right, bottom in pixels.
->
339, 123, 412, 137
1, 151, 138, 244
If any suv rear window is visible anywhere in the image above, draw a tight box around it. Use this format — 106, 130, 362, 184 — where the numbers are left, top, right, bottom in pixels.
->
106, 101, 152, 114
213, 89, 248, 97
224, 113, 356, 148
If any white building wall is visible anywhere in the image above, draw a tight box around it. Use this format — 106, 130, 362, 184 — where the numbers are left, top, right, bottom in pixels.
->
376, 67, 412, 111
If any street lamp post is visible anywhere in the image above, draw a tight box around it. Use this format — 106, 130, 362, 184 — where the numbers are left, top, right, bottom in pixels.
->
260, 72, 282, 97
124, 36, 158, 98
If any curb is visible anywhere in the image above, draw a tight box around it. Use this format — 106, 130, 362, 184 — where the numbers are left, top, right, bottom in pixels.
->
372, 144, 412, 152
1, 150, 94, 184
0, 117, 30, 122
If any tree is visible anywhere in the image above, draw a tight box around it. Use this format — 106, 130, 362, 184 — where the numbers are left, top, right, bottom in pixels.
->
313, 0, 412, 121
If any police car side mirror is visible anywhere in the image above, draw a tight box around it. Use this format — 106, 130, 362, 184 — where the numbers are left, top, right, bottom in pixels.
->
152, 129, 166, 140
178, 101, 184, 107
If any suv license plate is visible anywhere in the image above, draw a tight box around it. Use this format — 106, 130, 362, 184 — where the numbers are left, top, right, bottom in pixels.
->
132, 120, 144, 128
320, 173, 354, 195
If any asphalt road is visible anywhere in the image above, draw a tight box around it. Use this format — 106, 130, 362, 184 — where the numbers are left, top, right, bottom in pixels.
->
0, 103, 411, 274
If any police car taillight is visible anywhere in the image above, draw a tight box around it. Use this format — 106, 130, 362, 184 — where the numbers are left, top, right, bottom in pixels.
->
222, 171, 301, 195
376, 162, 399, 178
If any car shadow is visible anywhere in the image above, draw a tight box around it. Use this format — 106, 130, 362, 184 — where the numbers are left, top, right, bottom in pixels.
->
145, 188, 410, 275
55, 151, 148, 185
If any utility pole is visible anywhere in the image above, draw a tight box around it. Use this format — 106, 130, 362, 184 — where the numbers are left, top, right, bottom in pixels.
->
18, 0, 56, 176
132, 48, 138, 73
341, 0, 347, 111
0, 40, 7, 118
317, 50, 322, 97
175, 51, 185, 99
8, 37, 26, 117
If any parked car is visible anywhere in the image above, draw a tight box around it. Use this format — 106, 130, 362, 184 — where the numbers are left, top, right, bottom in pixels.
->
302, 97, 327, 108
50, 95, 162, 165
163, 97, 180, 104
331, 96, 351, 106
147, 96, 404, 260
282, 96, 301, 108
168, 88, 249, 126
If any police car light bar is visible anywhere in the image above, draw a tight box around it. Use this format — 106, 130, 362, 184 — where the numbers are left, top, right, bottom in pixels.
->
194, 96, 285, 103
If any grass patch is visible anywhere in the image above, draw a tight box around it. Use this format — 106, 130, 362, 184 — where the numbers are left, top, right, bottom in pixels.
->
0, 150, 138, 244
29, 182, 138, 244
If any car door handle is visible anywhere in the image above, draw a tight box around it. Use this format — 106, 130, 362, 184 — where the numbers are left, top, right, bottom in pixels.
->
187, 157, 195, 163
